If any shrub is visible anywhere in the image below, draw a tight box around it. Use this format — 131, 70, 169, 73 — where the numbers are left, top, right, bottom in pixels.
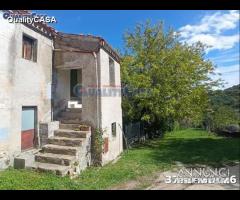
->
91, 128, 105, 166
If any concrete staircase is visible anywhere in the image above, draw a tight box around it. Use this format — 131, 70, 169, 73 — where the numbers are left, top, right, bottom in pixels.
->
34, 108, 91, 177
58, 108, 83, 124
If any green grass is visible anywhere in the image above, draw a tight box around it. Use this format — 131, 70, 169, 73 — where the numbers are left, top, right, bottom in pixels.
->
0, 129, 239, 190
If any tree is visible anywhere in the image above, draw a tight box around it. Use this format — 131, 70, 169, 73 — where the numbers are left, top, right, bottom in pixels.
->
121, 21, 219, 134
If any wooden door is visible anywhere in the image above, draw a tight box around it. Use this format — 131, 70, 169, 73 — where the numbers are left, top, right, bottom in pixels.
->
21, 107, 36, 151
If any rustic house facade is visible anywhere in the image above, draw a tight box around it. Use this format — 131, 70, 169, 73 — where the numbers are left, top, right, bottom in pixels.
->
0, 10, 123, 176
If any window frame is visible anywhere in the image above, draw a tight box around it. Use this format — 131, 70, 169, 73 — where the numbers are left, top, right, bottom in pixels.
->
111, 122, 117, 137
22, 33, 38, 62
109, 57, 115, 86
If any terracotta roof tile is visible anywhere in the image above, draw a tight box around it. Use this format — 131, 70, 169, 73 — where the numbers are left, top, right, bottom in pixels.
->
55, 32, 120, 62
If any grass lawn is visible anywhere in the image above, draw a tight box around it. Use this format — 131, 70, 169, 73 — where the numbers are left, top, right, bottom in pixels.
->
0, 129, 239, 190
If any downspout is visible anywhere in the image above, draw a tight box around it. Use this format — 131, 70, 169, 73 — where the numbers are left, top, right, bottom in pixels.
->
93, 52, 100, 130
51, 39, 55, 121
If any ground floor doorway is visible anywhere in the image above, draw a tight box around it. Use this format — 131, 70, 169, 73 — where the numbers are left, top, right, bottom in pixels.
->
21, 107, 37, 151
69, 69, 82, 108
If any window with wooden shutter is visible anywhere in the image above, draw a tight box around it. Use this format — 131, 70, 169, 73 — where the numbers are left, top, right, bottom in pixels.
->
22, 34, 37, 62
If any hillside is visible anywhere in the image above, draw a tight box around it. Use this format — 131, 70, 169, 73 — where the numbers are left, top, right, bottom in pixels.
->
209, 84, 240, 113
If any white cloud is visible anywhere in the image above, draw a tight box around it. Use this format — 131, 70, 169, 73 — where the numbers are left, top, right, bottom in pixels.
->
201, 10, 239, 33
220, 72, 239, 89
210, 53, 239, 64
186, 34, 239, 51
179, 10, 240, 52
212, 64, 239, 89
215, 64, 239, 74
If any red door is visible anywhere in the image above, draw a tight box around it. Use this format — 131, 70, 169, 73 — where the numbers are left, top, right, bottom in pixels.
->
21, 107, 36, 151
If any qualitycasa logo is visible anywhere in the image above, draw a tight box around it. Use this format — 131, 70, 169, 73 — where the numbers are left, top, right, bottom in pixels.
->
3, 11, 57, 24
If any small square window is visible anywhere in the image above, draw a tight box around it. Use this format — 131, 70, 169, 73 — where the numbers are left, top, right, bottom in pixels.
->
111, 122, 117, 137
22, 34, 37, 62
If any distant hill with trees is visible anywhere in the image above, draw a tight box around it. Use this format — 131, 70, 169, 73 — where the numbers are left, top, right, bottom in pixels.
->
209, 84, 239, 114
205, 84, 240, 136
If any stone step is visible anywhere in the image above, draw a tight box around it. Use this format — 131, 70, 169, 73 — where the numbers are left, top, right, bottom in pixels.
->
66, 108, 82, 113
61, 111, 82, 120
48, 136, 83, 147
35, 153, 76, 166
34, 162, 71, 176
41, 144, 79, 156
54, 129, 88, 138
59, 118, 83, 124
59, 123, 91, 131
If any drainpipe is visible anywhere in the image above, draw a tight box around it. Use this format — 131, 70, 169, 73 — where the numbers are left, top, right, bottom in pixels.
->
93, 52, 100, 130
51, 40, 55, 121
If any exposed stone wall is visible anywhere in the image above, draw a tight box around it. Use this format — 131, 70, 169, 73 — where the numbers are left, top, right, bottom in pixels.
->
39, 121, 59, 147
0, 152, 10, 170
76, 131, 91, 173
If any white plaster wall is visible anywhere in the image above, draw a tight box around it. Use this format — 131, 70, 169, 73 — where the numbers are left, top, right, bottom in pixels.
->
0, 11, 16, 157
55, 69, 70, 102
98, 48, 123, 164
53, 69, 70, 118
0, 11, 53, 167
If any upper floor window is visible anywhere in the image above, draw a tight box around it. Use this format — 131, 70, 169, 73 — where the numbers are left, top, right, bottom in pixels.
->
22, 34, 37, 62
109, 57, 115, 86
111, 122, 117, 137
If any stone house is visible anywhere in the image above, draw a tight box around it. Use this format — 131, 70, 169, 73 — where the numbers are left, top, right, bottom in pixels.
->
0, 10, 123, 176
